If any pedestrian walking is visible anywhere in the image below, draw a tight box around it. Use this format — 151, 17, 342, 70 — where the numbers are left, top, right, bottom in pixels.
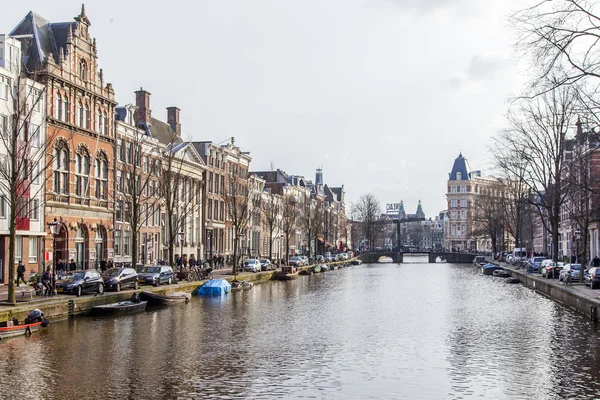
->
57, 259, 65, 278
593, 256, 600, 267
41, 267, 52, 296
69, 258, 76, 271
100, 259, 107, 274
16, 260, 26, 285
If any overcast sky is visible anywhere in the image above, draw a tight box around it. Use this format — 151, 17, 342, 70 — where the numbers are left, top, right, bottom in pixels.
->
1, 0, 525, 217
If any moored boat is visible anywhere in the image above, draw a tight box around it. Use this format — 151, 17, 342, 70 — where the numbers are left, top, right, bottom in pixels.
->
492, 269, 510, 278
481, 263, 503, 275
351, 259, 362, 265
276, 266, 299, 280
299, 270, 313, 276
321, 265, 330, 272
506, 278, 520, 284
311, 265, 322, 273
378, 256, 394, 263
139, 291, 191, 306
91, 300, 148, 316
0, 310, 49, 340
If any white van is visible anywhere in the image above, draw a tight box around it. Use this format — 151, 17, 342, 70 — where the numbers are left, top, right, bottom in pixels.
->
513, 248, 527, 261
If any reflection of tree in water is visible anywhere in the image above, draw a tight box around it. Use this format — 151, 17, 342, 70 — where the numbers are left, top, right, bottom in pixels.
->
445, 266, 600, 398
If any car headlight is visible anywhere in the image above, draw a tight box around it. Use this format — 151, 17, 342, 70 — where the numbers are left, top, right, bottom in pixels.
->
66, 284, 75, 289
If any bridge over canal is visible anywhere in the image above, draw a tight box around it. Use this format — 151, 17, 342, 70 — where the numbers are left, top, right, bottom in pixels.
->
359, 252, 477, 264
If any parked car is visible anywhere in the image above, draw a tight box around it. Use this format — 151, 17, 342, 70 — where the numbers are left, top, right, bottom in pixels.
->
315, 255, 324, 263
585, 267, 600, 289
541, 262, 562, 279
324, 255, 333, 262
103, 267, 139, 291
244, 259, 261, 273
529, 257, 546, 273
288, 257, 303, 267
347, 251, 354, 258
341, 253, 349, 260
259, 259, 272, 271
559, 264, 584, 282
56, 270, 104, 297
299, 256, 309, 266
138, 266, 174, 286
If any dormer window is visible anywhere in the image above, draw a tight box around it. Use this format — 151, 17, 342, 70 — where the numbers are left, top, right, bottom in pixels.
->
80, 59, 87, 81
456, 172, 462, 180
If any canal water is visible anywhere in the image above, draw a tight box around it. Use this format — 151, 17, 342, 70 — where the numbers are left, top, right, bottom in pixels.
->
2, 260, 600, 399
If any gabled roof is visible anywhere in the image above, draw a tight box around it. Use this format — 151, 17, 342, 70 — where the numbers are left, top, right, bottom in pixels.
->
448, 152, 471, 181
164, 142, 205, 166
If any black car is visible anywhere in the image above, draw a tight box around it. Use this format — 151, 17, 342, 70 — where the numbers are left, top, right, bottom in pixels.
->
585, 267, 600, 289
103, 267, 139, 291
259, 259, 272, 271
56, 270, 104, 297
138, 266, 174, 286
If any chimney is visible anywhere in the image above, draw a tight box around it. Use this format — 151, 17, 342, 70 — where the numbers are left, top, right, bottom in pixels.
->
134, 87, 151, 126
167, 107, 181, 136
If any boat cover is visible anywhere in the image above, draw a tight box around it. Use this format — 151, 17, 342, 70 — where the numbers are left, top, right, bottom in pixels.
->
482, 263, 499, 269
197, 279, 231, 296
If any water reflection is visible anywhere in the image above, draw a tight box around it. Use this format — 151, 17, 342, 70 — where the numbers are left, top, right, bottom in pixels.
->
1, 262, 600, 399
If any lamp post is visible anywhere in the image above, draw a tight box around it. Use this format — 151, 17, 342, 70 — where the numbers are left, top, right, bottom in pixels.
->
47, 218, 60, 296
575, 229, 582, 274
179, 232, 184, 267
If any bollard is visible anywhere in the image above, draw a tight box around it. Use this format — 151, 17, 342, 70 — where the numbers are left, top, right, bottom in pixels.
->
67, 299, 74, 319
591, 305, 597, 321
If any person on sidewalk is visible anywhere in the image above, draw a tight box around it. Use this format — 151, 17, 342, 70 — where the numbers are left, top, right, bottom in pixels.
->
69, 259, 76, 271
16, 260, 26, 285
57, 259, 65, 278
41, 267, 52, 296
593, 256, 600, 267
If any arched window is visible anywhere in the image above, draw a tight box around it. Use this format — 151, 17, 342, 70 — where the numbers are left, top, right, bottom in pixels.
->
80, 59, 87, 81
78, 102, 83, 127
75, 150, 89, 197
84, 104, 89, 129
56, 93, 62, 120
95, 155, 108, 200
456, 172, 462, 180
53, 145, 69, 194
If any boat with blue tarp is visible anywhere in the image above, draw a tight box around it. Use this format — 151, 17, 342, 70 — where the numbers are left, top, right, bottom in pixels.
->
197, 279, 231, 295
481, 263, 503, 275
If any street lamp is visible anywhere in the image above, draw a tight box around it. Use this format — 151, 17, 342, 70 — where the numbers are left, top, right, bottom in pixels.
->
47, 218, 60, 296
575, 228, 582, 265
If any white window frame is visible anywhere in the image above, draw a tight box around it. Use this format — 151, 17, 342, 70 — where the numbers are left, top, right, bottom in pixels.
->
28, 236, 38, 262
451, 199, 457, 208
460, 199, 468, 208
30, 199, 39, 220
451, 186, 457, 193
460, 185, 466, 193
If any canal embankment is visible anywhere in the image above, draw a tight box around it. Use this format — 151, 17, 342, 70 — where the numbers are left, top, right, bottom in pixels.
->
502, 263, 600, 321
0, 259, 356, 323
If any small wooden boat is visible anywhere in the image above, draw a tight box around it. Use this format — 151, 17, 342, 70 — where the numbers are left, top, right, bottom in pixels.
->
351, 259, 362, 265
299, 270, 313, 276
481, 263, 502, 275
91, 300, 148, 316
330, 265, 337, 271
321, 265, 330, 272
140, 291, 191, 305
0, 310, 49, 340
231, 281, 254, 292
378, 256, 394, 263
312, 265, 322, 273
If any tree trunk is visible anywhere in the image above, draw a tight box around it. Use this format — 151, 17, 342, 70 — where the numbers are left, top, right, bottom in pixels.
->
131, 226, 138, 269
232, 237, 238, 277
7, 204, 16, 305
285, 235, 290, 265
551, 220, 559, 262
268, 233, 273, 262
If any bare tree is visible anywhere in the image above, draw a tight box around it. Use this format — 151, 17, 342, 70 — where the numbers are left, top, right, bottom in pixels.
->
472, 180, 506, 254
115, 126, 162, 269
0, 73, 54, 304
300, 193, 323, 260
281, 195, 297, 264
352, 193, 381, 251
161, 135, 202, 269
496, 87, 577, 261
513, 0, 600, 95
224, 172, 260, 277
261, 188, 281, 262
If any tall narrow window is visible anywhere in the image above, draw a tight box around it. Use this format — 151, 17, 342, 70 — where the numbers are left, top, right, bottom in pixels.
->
97, 108, 103, 134
56, 94, 62, 120
75, 152, 89, 197
95, 157, 108, 199
102, 112, 108, 135
84, 104, 89, 129
63, 95, 69, 122
80, 59, 87, 81
78, 102, 83, 127
53, 146, 69, 194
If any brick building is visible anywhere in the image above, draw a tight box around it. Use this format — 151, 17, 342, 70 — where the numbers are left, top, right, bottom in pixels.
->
11, 7, 117, 270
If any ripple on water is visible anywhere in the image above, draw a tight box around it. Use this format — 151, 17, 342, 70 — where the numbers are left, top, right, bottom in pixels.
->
2, 262, 600, 399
